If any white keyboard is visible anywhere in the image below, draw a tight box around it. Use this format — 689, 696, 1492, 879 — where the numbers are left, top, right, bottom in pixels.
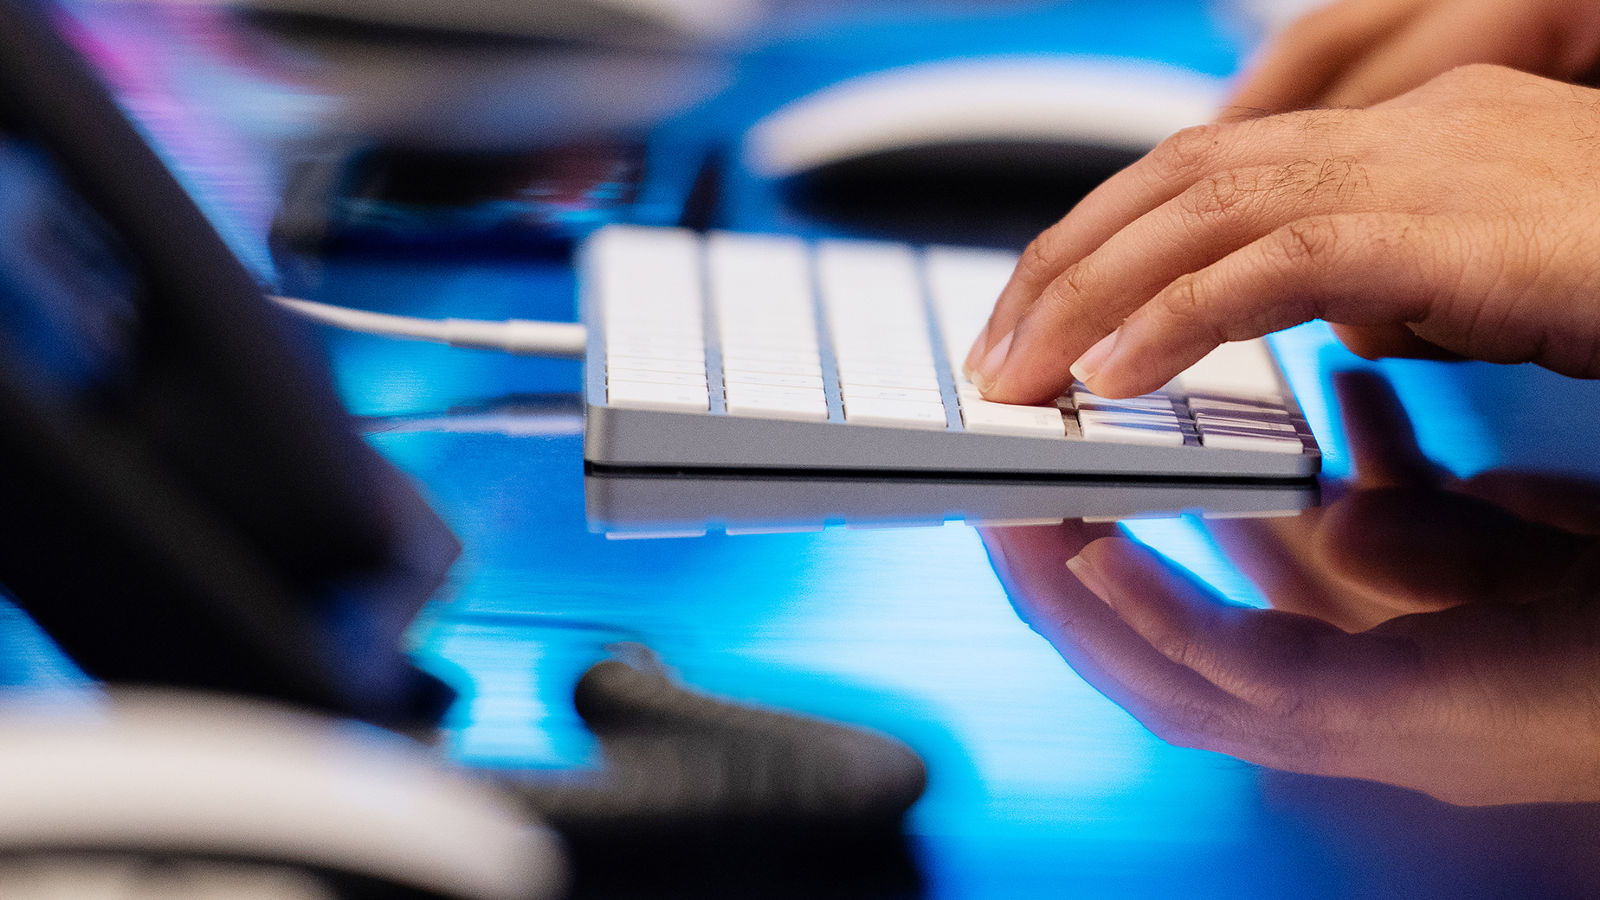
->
580, 225, 1320, 479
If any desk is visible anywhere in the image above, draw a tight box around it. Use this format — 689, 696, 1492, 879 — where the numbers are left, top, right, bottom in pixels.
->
26, 1, 1600, 896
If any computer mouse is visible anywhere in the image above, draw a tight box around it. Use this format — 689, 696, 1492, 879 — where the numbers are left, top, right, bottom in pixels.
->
743, 56, 1224, 246
0, 689, 565, 900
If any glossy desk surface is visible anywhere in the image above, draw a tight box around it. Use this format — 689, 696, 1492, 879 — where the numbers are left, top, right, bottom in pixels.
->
30, 1, 1600, 896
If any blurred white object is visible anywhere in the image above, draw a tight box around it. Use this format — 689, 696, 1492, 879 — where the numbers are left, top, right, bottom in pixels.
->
744, 56, 1226, 178
133, 0, 762, 44
0, 690, 565, 900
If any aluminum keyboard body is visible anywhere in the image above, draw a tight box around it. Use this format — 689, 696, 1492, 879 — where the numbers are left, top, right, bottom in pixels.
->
581, 226, 1321, 480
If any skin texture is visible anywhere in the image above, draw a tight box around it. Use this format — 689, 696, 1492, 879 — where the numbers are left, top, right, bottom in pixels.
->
963, 65, 1600, 403
979, 373, 1600, 806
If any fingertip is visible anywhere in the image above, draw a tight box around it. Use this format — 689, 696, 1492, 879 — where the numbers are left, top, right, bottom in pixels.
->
970, 329, 1014, 396
1065, 551, 1110, 601
1068, 329, 1119, 386
962, 321, 992, 377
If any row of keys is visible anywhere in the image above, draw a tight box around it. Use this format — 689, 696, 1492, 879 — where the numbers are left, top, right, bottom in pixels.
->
594, 228, 714, 414
708, 232, 830, 421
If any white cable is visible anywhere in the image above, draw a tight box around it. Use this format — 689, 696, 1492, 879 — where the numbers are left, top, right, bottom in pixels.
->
270, 296, 589, 359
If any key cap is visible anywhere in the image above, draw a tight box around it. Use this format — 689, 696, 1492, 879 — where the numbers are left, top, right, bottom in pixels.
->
1079, 417, 1187, 447
607, 379, 710, 413
844, 398, 949, 430
723, 371, 825, 391
1197, 428, 1305, 454
1172, 340, 1285, 402
606, 355, 707, 376
1194, 413, 1297, 434
843, 385, 946, 405
924, 247, 1018, 366
961, 400, 1068, 438
725, 386, 829, 420
608, 369, 709, 387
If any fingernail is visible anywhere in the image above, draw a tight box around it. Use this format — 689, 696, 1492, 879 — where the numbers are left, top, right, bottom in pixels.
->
1070, 329, 1120, 385
1065, 553, 1112, 602
963, 322, 991, 376
971, 330, 1014, 394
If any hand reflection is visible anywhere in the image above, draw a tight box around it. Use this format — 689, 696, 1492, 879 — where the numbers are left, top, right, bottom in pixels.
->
982, 371, 1600, 806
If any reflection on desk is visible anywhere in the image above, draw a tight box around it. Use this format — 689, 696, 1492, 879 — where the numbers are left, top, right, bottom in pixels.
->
984, 371, 1600, 807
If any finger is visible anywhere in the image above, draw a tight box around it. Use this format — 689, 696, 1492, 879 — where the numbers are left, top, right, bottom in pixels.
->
979, 519, 1119, 617
1330, 369, 1441, 489
1318, 487, 1596, 607
1068, 538, 1381, 766
964, 140, 1209, 375
1328, 322, 1462, 361
965, 109, 1363, 377
1198, 514, 1398, 632
1223, 0, 1426, 118
1319, 5, 1564, 109
979, 529, 1252, 746
1077, 538, 1421, 725
974, 154, 1390, 403
1055, 212, 1455, 400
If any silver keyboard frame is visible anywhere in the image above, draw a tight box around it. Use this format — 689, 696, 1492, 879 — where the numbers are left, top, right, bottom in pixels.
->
580, 236, 1322, 480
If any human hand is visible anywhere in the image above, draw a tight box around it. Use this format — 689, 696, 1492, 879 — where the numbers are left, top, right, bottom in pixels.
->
1227, 0, 1600, 117
1192, 371, 1600, 629
963, 65, 1600, 404
979, 372, 1600, 805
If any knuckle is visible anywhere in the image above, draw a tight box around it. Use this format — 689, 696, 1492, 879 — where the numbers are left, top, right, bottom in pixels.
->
1181, 169, 1253, 222
1152, 273, 1233, 346
1270, 217, 1344, 272
1150, 701, 1233, 752
1038, 263, 1118, 333
1160, 272, 1209, 324
1015, 231, 1065, 287
1148, 123, 1228, 181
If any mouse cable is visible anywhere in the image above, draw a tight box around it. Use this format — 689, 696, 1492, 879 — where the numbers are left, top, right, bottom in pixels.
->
270, 295, 589, 359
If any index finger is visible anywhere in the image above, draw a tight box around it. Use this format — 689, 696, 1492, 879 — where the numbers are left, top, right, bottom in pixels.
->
965, 109, 1363, 379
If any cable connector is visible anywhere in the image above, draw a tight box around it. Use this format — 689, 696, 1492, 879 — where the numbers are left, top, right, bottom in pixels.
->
271, 296, 589, 359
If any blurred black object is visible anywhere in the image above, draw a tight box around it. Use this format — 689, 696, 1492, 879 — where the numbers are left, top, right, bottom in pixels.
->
781, 139, 1143, 249
0, 0, 458, 729
514, 650, 927, 898
273, 140, 660, 257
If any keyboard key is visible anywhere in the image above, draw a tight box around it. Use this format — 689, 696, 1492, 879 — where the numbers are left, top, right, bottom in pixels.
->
1172, 341, 1285, 402
1194, 413, 1297, 434
724, 371, 826, 391
725, 386, 829, 420
924, 247, 1016, 365
1070, 389, 1173, 411
607, 379, 710, 413
835, 360, 939, 382
838, 370, 944, 391
606, 355, 707, 376
844, 398, 949, 430
1079, 416, 1187, 447
721, 359, 824, 380
842, 385, 945, 405
961, 400, 1068, 438
1077, 408, 1181, 427
608, 369, 708, 387
1187, 396, 1290, 416
1197, 428, 1305, 454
